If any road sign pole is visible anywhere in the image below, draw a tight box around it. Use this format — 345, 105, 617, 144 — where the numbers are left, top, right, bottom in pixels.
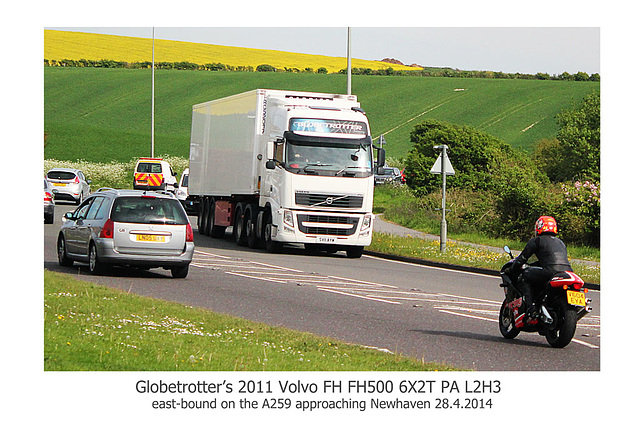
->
430, 145, 454, 253
440, 146, 448, 252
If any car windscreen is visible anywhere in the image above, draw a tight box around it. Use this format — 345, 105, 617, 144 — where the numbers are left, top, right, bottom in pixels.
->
47, 171, 77, 180
111, 196, 189, 225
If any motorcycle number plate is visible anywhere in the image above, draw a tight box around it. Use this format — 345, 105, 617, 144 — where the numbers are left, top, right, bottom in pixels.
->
567, 290, 586, 306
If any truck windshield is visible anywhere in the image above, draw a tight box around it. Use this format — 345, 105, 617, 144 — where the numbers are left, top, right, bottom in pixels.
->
284, 133, 373, 177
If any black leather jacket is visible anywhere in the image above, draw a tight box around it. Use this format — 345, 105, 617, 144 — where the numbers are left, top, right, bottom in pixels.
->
512, 233, 572, 273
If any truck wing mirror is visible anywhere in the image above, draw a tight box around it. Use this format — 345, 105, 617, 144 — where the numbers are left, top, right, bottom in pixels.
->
376, 147, 386, 168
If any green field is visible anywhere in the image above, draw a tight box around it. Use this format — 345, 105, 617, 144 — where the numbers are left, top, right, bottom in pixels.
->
44, 68, 599, 162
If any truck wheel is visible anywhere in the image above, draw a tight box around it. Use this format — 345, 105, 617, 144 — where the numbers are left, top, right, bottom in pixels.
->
233, 202, 247, 246
244, 204, 260, 249
346, 246, 364, 258
212, 225, 226, 238
199, 198, 209, 236
263, 211, 282, 253
206, 199, 218, 237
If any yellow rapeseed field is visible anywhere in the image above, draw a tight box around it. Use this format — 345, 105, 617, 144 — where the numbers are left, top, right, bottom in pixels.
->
44, 30, 420, 73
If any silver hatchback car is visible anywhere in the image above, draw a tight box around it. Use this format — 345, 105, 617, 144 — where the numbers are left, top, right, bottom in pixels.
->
57, 189, 194, 278
46, 168, 92, 205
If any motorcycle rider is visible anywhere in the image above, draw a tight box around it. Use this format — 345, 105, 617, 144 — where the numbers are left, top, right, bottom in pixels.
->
507, 216, 573, 319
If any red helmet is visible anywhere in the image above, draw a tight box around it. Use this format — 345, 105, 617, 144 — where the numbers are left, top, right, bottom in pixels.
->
535, 216, 557, 235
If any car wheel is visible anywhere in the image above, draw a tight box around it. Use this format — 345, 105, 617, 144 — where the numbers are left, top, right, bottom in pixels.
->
89, 243, 105, 275
171, 265, 189, 278
57, 235, 73, 267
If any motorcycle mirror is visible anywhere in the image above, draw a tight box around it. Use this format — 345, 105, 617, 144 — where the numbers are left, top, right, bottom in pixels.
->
503, 246, 514, 259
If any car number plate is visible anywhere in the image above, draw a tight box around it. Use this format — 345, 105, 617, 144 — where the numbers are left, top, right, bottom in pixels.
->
317, 237, 335, 243
136, 234, 165, 242
53, 183, 66, 186
566, 290, 586, 306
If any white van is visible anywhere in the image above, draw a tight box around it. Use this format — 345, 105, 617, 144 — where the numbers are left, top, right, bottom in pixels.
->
133, 158, 178, 192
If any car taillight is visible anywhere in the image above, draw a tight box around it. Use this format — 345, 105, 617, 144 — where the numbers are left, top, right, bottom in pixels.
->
186, 223, 194, 242
74, 176, 80, 184
44, 192, 53, 202
99, 219, 114, 239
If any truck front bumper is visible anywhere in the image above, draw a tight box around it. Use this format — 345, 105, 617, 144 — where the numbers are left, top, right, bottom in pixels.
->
271, 209, 373, 247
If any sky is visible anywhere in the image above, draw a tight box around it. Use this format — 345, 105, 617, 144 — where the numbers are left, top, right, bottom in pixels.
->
47, 27, 600, 76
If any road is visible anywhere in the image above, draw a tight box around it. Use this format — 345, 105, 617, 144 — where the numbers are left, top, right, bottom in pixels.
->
43, 202, 600, 371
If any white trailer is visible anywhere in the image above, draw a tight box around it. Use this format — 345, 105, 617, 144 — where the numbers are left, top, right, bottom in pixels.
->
188, 89, 385, 258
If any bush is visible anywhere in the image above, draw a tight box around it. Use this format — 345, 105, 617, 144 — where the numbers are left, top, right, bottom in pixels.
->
534, 92, 600, 182
404, 119, 552, 240
256, 64, 277, 72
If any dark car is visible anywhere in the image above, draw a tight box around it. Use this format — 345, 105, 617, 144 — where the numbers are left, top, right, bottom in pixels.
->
374, 167, 404, 185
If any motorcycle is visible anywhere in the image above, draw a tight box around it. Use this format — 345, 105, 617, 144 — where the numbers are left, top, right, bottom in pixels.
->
498, 246, 592, 348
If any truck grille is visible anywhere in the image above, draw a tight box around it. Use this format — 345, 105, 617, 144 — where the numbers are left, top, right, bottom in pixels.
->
297, 214, 359, 236
295, 192, 363, 208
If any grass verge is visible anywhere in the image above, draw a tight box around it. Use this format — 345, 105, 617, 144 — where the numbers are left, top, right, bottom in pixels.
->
44, 270, 457, 371
368, 233, 600, 285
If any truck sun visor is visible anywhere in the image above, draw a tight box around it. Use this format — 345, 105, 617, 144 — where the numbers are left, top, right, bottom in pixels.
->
284, 131, 372, 147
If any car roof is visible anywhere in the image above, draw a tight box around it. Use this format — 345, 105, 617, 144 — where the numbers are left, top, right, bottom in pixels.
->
47, 167, 81, 173
92, 188, 177, 199
136, 158, 167, 163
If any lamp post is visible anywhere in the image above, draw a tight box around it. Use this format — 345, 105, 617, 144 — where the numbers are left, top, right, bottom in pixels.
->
151, 27, 155, 158
346, 27, 352, 95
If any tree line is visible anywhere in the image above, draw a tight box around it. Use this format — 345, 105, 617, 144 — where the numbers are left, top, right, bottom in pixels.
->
44, 58, 599, 81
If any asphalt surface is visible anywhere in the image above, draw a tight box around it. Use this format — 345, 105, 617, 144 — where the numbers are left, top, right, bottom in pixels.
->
44, 203, 601, 371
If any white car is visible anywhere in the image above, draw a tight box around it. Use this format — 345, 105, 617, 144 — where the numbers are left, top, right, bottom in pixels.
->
175, 168, 189, 202
46, 168, 92, 204
175, 167, 197, 215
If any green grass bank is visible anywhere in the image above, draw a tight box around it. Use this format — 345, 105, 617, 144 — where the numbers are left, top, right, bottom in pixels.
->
44, 270, 456, 371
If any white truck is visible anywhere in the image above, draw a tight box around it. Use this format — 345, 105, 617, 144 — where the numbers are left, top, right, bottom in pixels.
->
188, 89, 385, 258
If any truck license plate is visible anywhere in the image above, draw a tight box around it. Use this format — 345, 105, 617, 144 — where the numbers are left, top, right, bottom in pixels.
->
566, 290, 586, 306
317, 237, 335, 243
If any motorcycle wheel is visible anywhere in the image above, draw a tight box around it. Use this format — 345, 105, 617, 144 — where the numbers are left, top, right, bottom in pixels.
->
545, 303, 578, 348
499, 299, 520, 339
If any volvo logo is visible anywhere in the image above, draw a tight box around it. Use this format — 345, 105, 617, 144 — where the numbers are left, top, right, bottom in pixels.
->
325, 197, 334, 205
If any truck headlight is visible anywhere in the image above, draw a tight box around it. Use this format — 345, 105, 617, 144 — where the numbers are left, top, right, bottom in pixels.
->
283, 210, 294, 228
360, 214, 372, 231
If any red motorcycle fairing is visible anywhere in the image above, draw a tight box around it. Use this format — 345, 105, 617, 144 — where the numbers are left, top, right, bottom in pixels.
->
549, 271, 584, 289
507, 297, 539, 329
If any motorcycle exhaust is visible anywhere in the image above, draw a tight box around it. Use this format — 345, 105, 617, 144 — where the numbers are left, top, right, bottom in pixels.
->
540, 305, 553, 325
577, 305, 593, 321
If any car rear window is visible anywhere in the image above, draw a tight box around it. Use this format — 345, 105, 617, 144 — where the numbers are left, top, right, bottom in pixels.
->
47, 171, 77, 180
111, 196, 188, 225
137, 162, 163, 173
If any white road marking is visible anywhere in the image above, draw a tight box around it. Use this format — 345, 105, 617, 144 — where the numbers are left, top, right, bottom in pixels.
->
363, 254, 498, 278
192, 248, 600, 348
